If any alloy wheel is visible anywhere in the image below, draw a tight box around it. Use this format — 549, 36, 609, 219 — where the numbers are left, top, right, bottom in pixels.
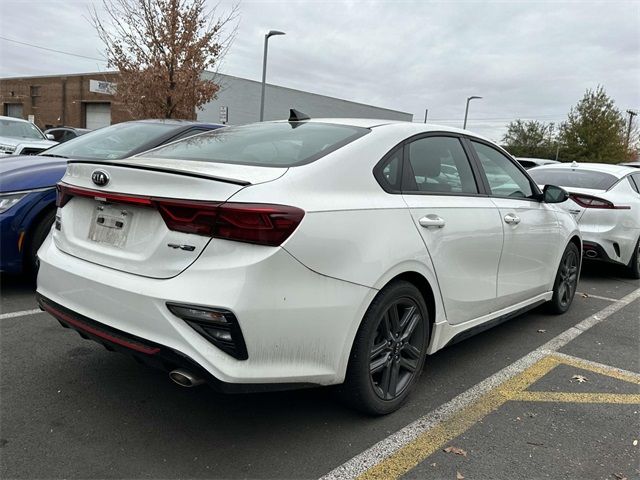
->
369, 298, 425, 400
557, 250, 578, 308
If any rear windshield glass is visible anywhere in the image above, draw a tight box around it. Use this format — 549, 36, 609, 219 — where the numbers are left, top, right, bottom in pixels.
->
43, 122, 178, 160
529, 168, 619, 190
142, 122, 369, 167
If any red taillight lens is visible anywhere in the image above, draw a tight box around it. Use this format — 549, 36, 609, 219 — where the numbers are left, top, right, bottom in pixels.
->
56, 184, 305, 246
569, 193, 630, 210
156, 199, 221, 236
214, 203, 305, 246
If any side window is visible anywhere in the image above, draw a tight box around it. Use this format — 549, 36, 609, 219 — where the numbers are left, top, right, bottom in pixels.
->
49, 130, 65, 142
629, 173, 640, 193
405, 136, 478, 194
374, 146, 403, 192
471, 141, 533, 198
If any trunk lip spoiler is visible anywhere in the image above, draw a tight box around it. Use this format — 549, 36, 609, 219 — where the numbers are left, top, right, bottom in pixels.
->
67, 160, 251, 186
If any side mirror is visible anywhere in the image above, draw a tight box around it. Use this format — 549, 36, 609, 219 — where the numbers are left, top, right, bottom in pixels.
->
543, 184, 569, 203
46, 134, 55, 140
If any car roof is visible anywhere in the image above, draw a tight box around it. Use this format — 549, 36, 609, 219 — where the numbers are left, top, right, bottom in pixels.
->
132, 119, 222, 127
516, 157, 559, 163
270, 118, 493, 141
0, 115, 30, 124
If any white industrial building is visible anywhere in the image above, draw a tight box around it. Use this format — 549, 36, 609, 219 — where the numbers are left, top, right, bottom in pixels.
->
198, 72, 412, 125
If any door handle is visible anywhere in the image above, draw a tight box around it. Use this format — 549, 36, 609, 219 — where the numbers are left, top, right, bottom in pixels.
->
504, 213, 521, 224
419, 214, 445, 228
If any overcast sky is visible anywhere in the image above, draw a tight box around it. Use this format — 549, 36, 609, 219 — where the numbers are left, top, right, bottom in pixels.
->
1, 0, 638, 141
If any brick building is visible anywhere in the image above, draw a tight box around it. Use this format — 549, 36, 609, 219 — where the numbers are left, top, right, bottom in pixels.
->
0, 71, 412, 130
0, 72, 128, 130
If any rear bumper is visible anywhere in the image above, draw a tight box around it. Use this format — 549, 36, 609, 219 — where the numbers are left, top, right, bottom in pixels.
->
36, 235, 375, 386
36, 294, 313, 393
580, 229, 638, 266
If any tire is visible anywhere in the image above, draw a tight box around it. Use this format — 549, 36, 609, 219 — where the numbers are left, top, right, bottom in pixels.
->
341, 280, 429, 415
627, 237, 640, 280
26, 209, 56, 274
547, 242, 580, 314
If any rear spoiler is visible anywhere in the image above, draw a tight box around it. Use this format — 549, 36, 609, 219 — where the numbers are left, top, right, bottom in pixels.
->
67, 160, 250, 186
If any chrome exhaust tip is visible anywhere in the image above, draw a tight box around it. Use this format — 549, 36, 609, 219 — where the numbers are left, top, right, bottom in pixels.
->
169, 369, 205, 387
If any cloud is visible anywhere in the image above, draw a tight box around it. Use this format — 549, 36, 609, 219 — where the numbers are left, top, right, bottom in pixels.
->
1, 0, 638, 141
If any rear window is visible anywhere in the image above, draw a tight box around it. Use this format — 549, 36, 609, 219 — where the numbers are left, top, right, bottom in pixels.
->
143, 122, 369, 167
44, 122, 178, 160
529, 168, 619, 190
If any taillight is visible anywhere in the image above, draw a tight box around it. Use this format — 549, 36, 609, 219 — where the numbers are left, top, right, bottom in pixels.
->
569, 193, 630, 210
56, 184, 304, 246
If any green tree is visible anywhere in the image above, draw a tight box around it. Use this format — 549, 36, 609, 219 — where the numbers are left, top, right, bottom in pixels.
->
559, 86, 627, 163
502, 119, 557, 159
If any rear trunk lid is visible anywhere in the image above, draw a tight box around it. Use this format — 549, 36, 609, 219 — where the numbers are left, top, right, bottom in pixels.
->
53, 161, 286, 278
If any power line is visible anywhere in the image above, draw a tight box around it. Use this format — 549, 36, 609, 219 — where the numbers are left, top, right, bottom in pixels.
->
0, 36, 105, 62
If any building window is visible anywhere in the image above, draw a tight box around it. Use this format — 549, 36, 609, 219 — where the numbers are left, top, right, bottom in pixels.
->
30, 85, 40, 97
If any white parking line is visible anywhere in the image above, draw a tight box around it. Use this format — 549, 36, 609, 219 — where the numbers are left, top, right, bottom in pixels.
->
0, 308, 44, 320
578, 292, 623, 303
320, 287, 640, 480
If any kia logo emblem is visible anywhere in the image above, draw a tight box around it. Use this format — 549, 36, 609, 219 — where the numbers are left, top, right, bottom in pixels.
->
91, 169, 110, 187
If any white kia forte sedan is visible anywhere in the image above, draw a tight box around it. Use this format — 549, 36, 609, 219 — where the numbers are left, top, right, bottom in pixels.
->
529, 163, 640, 279
37, 116, 581, 414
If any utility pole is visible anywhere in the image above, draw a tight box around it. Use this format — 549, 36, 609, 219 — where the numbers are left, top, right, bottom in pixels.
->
424, 109, 428, 123
626, 109, 637, 151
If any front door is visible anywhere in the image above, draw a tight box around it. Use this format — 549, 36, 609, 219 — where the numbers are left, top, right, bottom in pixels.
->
469, 140, 562, 307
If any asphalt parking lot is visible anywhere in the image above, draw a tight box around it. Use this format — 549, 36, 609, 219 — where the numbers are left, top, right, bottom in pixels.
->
1, 262, 638, 480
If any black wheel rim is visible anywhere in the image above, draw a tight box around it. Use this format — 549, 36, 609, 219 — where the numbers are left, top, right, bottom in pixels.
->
558, 250, 578, 308
369, 298, 425, 401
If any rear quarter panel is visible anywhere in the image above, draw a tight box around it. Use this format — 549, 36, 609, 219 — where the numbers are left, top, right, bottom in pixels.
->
226, 125, 447, 325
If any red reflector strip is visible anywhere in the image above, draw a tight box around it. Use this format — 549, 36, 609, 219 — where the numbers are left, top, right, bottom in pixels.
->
57, 184, 153, 208
41, 302, 160, 355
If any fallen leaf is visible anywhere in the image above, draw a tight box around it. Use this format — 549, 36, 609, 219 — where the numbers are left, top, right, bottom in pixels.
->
444, 446, 467, 457
431, 463, 437, 467
457, 472, 465, 480
537, 329, 547, 333
571, 374, 588, 383
613, 473, 627, 480
633, 440, 638, 446
581, 293, 589, 298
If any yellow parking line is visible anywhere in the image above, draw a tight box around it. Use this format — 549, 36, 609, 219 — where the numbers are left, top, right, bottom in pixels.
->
357, 356, 560, 480
512, 391, 640, 404
548, 353, 640, 385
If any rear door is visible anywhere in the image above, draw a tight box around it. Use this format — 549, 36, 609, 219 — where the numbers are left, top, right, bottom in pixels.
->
468, 140, 563, 307
400, 134, 503, 324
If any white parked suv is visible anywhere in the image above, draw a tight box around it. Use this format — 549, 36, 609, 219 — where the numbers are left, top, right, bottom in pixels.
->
37, 117, 581, 414
0, 115, 57, 155
529, 162, 640, 278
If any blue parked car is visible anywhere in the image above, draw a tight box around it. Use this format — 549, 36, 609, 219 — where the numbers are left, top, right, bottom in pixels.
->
0, 119, 223, 274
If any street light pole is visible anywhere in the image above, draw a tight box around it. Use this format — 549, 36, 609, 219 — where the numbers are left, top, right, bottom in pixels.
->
626, 109, 637, 151
463, 96, 482, 129
259, 30, 285, 122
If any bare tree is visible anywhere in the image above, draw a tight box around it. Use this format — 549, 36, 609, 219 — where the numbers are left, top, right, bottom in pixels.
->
91, 0, 237, 119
